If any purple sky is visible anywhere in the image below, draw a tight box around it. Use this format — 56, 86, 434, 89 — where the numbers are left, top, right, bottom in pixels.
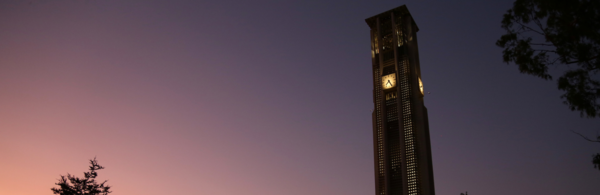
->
1, 0, 598, 195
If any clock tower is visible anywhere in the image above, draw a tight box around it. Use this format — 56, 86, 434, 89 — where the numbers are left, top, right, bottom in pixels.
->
366, 5, 435, 195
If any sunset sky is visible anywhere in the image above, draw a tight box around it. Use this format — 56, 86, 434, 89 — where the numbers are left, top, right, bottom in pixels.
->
1, 0, 598, 195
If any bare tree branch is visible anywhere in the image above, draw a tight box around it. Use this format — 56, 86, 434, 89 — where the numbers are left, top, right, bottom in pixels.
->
570, 130, 600, 143
534, 49, 558, 53
514, 20, 545, 35
565, 55, 600, 64
530, 43, 554, 46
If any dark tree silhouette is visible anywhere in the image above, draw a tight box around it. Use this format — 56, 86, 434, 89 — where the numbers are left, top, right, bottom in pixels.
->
594, 152, 600, 170
496, 0, 600, 118
51, 158, 112, 195
572, 130, 600, 171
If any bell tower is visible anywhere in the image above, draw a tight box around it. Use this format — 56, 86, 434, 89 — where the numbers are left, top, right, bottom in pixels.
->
366, 5, 435, 195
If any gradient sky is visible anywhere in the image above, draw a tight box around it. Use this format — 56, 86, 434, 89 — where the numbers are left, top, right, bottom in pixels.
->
1, 0, 599, 195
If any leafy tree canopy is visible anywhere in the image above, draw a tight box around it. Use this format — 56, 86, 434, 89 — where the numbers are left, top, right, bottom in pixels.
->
51, 158, 112, 195
496, 0, 600, 117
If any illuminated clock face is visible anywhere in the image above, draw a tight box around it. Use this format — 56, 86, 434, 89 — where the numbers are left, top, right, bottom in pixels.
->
382, 74, 396, 89
419, 77, 424, 95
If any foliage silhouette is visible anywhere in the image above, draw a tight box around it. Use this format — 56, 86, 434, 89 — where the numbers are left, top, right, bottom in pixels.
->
496, 0, 600, 118
51, 158, 111, 195
593, 152, 600, 171
573, 130, 600, 171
